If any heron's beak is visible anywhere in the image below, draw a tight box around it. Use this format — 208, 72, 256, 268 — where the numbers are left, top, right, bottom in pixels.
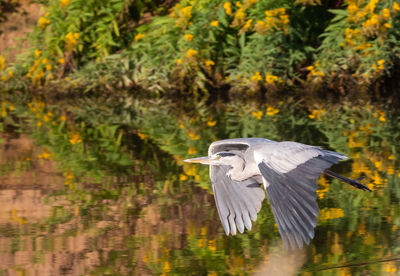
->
184, 156, 215, 165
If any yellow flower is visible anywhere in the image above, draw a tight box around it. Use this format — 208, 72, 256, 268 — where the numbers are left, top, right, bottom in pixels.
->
180, 6, 192, 17
210, 20, 219, 27
184, 34, 193, 41
9, 105, 14, 111
60, 0, 70, 8
374, 161, 382, 170
265, 74, 279, 84
224, 2, 232, 15
176, 59, 183, 64
253, 20, 267, 33
42, 58, 48, 65
188, 147, 197, 155
134, 33, 145, 41
43, 115, 50, 122
394, 2, 400, 11
384, 23, 392, 28
233, 8, 246, 25
65, 172, 74, 179
250, 71, 262, 81
261, 8, 290, 34
382, 8, 390, 18
38, 17, 51, 28
207, 120, 216, 126
308, 109, 325, 120
12, 209, 27, 224
266, 106, 279, 116
347, 3, 358, 14
137, 131, 147, 140
362, 14, 379, 28
251, 110, 263, 120
188, 132, 200, 140
208, 239, 217, 251
60, 115, 67, 121
34, 50, 41, 58
243, 19, 253, 30
58, 58, 65, 64
186, 49, 198, 58
319, 208, 344, 220
0, 55, 5, 71
46, 65, 52, 71
65, 32, 79, 50
69, 133, 82, 144
8, 70, 13, 77
180, 174, 188, 181
384, 262, 397, 274
204, 60, 215, 67
163, 261, 171, 273
38, 16, 51, 29
38, 149, 53, 160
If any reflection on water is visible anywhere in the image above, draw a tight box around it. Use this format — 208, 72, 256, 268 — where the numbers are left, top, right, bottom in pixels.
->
254, 248, 306, 276
0, 101, 399, 275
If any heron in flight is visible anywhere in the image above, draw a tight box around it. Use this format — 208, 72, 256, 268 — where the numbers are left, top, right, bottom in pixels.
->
184, 138, 370, 249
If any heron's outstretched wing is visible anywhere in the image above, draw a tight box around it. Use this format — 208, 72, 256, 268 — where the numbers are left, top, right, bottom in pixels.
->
210, 165, 265, 235
208, 139, 268, 235
254, 142, 347, 249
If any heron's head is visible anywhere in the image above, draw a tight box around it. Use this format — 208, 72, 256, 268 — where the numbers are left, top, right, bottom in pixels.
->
184, 152, 241, 166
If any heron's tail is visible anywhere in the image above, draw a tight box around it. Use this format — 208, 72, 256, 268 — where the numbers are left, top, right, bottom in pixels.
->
324, 170, 372, 192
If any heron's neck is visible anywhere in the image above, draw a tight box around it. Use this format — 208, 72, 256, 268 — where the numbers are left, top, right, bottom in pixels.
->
226, 155, 260, 182
226, 157, 247, 181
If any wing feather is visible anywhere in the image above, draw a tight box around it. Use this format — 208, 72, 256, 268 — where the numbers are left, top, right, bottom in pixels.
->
254, 141, 347, 175
210, 165, 265, 235
256, 144, 348, 249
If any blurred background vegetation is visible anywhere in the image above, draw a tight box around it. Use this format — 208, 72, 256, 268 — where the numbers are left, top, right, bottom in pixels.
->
0, 0, 399, 98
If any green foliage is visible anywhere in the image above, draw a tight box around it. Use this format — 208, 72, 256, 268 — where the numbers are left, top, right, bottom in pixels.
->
128, 0, 334, 91
10, 0, 171, 87
1, 0, 400, 97
315, 0, 400, 87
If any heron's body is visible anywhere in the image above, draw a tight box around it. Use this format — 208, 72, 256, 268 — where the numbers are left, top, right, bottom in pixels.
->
185, 138, 370, 249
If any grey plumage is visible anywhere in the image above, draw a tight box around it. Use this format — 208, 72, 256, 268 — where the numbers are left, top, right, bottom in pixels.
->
211, 164, 265, 235
184, 138, 370, 249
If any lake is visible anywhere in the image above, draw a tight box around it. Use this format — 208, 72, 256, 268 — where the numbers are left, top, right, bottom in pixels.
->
0, 99, 398, 275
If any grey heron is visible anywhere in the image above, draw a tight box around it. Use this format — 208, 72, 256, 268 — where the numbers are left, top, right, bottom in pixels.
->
184, 138, 370, 249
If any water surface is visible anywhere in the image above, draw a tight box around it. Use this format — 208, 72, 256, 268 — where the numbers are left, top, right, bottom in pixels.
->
0, 101, 399, 275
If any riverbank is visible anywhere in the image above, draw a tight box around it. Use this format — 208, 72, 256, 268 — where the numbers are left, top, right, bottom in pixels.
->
1, 0, 400, 101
